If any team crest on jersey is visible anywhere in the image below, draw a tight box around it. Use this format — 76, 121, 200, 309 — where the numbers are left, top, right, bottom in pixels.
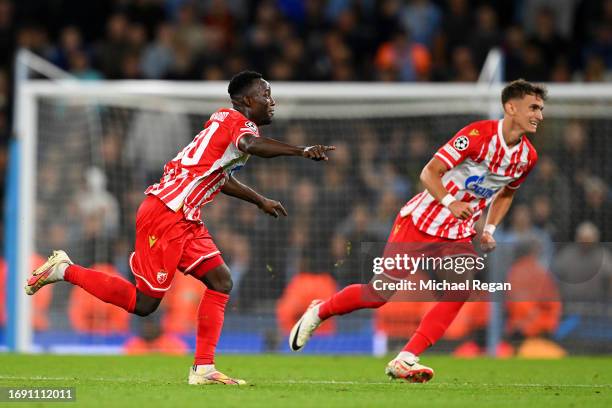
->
157, 270, 168, 284
469, 129, 480, 136
454, 136, 469, 151
245, 121, 258, 133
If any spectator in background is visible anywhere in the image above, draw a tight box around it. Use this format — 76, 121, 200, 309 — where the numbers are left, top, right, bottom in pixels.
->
124, 109, 190, 185
124, 314, 188, 355
213, 226, 251, 296
284, 178, 318, 279
521, 0, 578, 39
375, 27, 431, 81
468, 5, 501, 69
578, 176, 612, 242
174, 2, 206, 55
449, 45, 478, 81
276, 256, 338, 336
48, 26, 86, 71
505, 237, 563, 357
399, 0, 442, 48
72, 167, 120, 265
520, 41, 550, 81
161, 270, 205, 335
202, 0, 237, 50
394, 129, 429, 187
141, 23, 176, 79
373, 0, 403, 45
555, 120, 591, 199
496, 204, 553, 268
75, 167, 120, 240
435, 0, 472, 69
577, 55, 611, 82
0, 0, 15, 67
68, 50, 103, 80
583, 13, 612, 69
95, 14, 131, 79
331, 203, 381, 286
0, 255, 56, 332
68, 263, 131, 334
124, 0, 166, 39
503, 25, 527, 82
554, 221, 612, 304
522, 155, 571, 240
530, 7, 569, 68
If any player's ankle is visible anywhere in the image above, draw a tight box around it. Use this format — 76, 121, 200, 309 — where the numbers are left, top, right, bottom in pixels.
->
58, 263, 70, 279
397, 351, 417, 362
193, 364, 215, 374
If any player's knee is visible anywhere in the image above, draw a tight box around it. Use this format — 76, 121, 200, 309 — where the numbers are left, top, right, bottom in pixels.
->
199, 264, 233, 294
133, 292, 161, 316
133, 305, 157, 317
212, 276, 233, 294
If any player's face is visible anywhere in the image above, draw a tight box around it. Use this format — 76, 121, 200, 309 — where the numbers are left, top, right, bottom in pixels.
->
513, 94, 544, 134
248, 79, 275, 126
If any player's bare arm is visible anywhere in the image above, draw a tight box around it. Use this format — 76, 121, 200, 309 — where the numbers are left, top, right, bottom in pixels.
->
221, 175, 287, 218
238, 134, 335, 161
479, 186, 517, 252
420, 157, 474, 220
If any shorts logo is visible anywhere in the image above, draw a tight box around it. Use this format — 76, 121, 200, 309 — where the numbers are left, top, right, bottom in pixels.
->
148, 235, 158, 248
392, 223, 402, 237
245, 121, 258, 133
454, 136, 469, 151
157, 270, 168, 284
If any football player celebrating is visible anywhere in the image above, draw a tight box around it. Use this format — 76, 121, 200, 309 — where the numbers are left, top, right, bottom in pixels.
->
26, 71, 334, 385
290, 79, 546, 383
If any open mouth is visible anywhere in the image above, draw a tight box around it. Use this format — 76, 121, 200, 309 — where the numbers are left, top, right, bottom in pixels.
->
529, 120, 539, 129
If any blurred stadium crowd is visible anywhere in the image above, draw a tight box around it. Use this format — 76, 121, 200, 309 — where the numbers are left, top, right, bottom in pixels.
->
0, 0, 611, 355
0, 0, 611, 191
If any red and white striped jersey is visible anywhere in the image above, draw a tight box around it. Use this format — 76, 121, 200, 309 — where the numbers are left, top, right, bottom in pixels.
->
400, 119, 538, 239
145, 108, 259, 222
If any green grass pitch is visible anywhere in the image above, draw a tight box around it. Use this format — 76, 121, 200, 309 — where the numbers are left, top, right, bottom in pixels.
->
1, 354, 611, 407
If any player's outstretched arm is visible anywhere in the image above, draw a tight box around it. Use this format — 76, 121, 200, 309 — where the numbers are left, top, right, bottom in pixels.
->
221, 175, 288, 218
420, 158, 474, 220
238, 134, 335, 161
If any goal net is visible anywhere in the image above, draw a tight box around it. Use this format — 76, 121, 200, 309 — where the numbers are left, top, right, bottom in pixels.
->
6, 79, 612, 356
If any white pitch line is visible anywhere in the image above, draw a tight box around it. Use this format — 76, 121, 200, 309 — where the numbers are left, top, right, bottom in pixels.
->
0, 376, 610, 388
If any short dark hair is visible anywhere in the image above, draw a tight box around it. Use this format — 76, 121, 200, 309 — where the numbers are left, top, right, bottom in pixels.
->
501, 79, 548, 105
228, 70, 263, 98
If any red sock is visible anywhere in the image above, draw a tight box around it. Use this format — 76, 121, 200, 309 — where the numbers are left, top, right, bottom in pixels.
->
64, 264, 136, 313
403, 301, 465, 355
194, 289, 229, 366
318, 284, 386, 320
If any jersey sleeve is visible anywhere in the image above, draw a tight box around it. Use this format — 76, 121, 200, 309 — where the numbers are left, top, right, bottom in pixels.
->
434, 123, 485, 169
507, 147, 538, 189
231, 118, 260, 149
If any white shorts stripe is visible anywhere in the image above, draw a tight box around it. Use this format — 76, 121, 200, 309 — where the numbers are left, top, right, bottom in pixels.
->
184, 250, 222, 273
129, 252, 172, 292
